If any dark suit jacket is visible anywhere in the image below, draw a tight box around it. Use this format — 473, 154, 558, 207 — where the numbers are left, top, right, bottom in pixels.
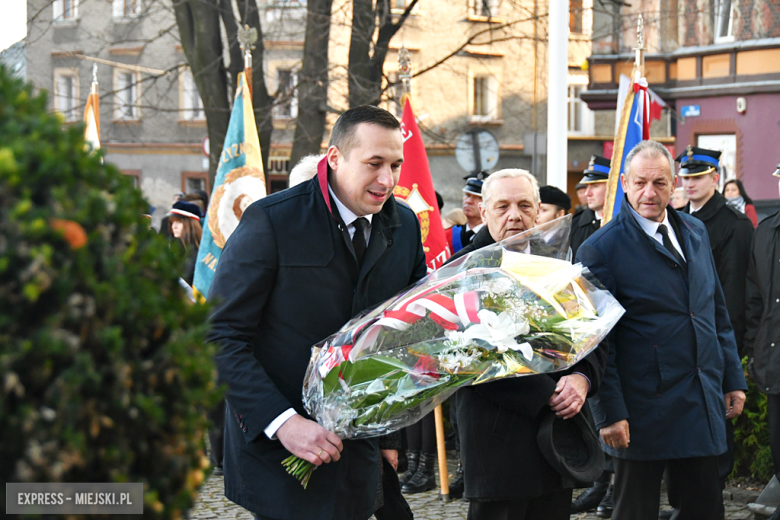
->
577, 198, 746, 461
447, 226, 608, 500
207, 161, 427, 520
745, 211, 780, 392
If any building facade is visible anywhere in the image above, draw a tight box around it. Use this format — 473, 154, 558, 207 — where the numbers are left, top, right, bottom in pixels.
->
582, 0, 780, 216
25, 0, 610, 223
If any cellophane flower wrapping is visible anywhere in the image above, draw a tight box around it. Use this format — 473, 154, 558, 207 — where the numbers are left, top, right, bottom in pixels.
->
302, 215, 624, 440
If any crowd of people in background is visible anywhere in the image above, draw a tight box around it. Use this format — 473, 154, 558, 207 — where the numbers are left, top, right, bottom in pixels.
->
156, 105, 779, 520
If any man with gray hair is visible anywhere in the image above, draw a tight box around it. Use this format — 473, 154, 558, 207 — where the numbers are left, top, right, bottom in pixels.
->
576, 140, 747, 519
446, 168, 607, 520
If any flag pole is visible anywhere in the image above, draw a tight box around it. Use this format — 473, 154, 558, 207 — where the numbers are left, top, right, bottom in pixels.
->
634, 14, 645, 82
238, 24, 257, 98
398, 46, 412, 110
83, 63, 101, 153
398, 45, 452, 502
90, 64, 100, 137
602, 15, 645, 224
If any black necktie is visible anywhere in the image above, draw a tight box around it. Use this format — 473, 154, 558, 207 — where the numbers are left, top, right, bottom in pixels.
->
657, 224, 685, 266
352, 217, 368, 265
461, 227, 475, 245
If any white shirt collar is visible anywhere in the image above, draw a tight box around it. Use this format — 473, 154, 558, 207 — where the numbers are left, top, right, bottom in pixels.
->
628, 202, 671, 237
468, 223, 484, 233
627, 203, 685, 262
328, 185, 373, 228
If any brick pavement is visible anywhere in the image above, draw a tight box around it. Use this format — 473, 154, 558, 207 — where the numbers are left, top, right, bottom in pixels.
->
190, 455, 756, 520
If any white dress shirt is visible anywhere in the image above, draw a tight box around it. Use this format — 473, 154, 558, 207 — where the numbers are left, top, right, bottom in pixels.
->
329, 185, 372, 245
467, 223, 484, 234
628, 204, 686, 261
264, 185, 374, 440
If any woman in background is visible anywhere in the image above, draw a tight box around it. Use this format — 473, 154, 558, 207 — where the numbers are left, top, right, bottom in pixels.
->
168, 200, 204, 285
724, 179, 758, 227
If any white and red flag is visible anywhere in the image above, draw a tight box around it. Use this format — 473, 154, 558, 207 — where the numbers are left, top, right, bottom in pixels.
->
394, 98, 451, 272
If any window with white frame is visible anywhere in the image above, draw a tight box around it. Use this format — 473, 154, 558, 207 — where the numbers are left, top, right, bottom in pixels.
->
113, 0, 141, 18
53, 0, 78, 21
471, 0, 500, 18
54, 69, 79, 121
567, 80, 595, 135
181, 69, 205, 120
470, 74, 498, 122
274, 69, 298, 120
714, 0, 734, 42
114, 69, 141, 120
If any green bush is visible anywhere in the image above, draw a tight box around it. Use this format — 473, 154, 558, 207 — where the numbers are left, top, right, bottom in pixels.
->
0, 65, 220, 518
732, 356, 774, 482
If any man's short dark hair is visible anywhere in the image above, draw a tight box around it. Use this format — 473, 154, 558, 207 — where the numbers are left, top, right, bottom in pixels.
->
328, 105, 401, 156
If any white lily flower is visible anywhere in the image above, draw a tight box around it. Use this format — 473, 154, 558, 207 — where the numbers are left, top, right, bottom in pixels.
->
457, 310, 533, 360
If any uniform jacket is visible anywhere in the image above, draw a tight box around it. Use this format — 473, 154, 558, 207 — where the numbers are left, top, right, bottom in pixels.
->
569, 207, 601, 261
682, 191, 753, 353
207, 161, 427, 520
577, 199, 746, 460
446, 224, 478, 254
448, 226, 608, 499
745, 211, 780, 393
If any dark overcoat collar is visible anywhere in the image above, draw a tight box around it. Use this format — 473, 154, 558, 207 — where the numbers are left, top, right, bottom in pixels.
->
577, 207, 600, 228
471, 225, 496, 249
682, 190, 726, 221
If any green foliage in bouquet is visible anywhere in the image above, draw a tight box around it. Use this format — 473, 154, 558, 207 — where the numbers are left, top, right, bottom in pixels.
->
0, 65, 221, 518
732, 356, 773, 482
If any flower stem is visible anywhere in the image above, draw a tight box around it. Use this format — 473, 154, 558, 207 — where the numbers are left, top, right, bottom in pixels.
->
282, 455, 316, 489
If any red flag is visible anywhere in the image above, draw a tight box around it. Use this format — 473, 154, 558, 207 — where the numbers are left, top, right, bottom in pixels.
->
394, 98, 451, 271
647, 87, 667, 124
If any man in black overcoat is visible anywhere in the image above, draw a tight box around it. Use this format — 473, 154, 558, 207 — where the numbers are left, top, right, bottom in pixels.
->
449, 168, 608, 520
679, 146, 753, 354
745, 164, 780, 520
676, 145, 754, 510
206, 105, 427, 520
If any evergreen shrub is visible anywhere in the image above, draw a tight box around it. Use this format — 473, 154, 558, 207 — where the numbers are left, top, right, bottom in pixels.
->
0, 65, 220, 518
733, 356, 773, 482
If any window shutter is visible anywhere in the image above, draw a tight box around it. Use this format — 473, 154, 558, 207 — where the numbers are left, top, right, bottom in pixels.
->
53, 0, 63, 21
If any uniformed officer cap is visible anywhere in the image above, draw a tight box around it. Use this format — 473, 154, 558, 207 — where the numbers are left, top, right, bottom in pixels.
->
463, 171, 490, 197
540, 186, 572, 211
675, 145, 721, 177
580, 155, 610, 184
773, 163, 780, 178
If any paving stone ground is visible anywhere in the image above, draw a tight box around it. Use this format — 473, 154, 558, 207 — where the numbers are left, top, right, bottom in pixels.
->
189, 452, 757, 520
